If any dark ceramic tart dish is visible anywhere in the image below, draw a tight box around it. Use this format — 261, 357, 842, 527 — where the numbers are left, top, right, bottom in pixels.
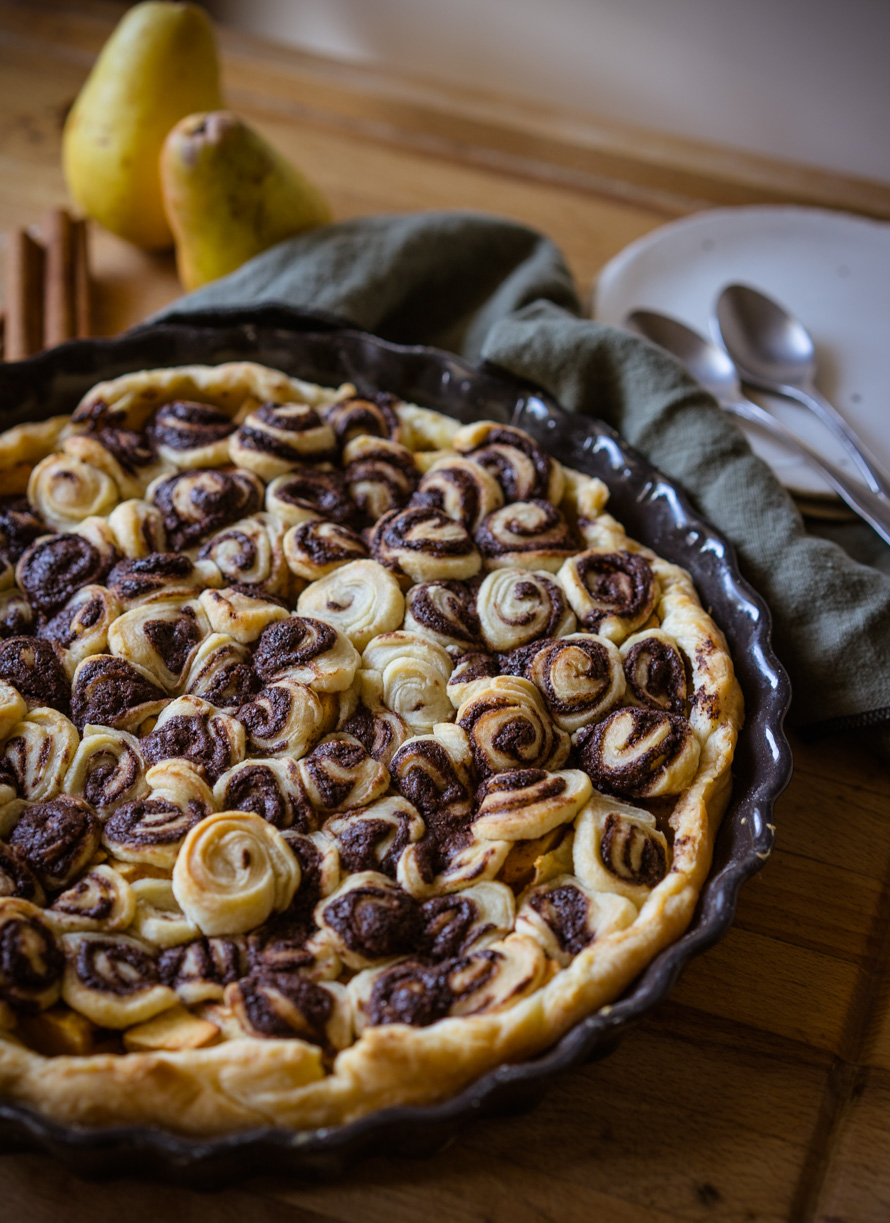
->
0, 306, 790, 1182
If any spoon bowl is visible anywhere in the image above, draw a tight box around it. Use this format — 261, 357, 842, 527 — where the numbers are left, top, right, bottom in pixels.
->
713, 283, 816, 388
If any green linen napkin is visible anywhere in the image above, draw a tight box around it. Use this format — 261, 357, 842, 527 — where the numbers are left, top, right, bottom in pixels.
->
152, 211, 890, 753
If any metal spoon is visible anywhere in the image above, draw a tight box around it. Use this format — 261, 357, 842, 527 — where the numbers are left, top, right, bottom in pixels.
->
713, 283, 890, 500
623, 308, 890, 547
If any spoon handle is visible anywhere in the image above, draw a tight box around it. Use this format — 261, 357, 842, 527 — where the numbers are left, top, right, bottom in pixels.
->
742, 376, 890, 500
723, 398, 890, 547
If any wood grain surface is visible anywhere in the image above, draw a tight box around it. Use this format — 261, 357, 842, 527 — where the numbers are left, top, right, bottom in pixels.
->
0, 3, 889, 1220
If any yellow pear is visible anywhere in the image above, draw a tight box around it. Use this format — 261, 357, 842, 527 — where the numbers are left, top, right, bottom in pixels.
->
63, 1, 222, 250
160, 111, 332, 290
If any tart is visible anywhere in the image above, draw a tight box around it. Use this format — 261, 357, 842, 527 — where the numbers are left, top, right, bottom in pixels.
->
0, 361, 742, 1135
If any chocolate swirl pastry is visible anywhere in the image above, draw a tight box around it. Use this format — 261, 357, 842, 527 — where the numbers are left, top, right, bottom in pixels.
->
342, 436, 419, 525
411, 455, 504, 532
60, 931, 177, 1028
573, 794, 671, 904
370, 505, 482, 584
106, 498, 168, 560
141, 695, 246, 784
70, 654, 167, 732
516, 876, 636, 967
340, 701, 410, 768
476, 568, 575, 652
148, 467, 263, 551
472, 767, 592, 842
418, 880, 515, 959
0, 898, 64, 1013
324, 796, 425, 879
476, 500, 578, 573
0, 637, 71, 712
403, 579, 482, 651
46, 865, 136, 934
265, 467, 356, 528
236, 679, 335, 757
183, 633, 260, 710
17, 532, 112, 616
106, 552, 220, 609
316, 871, 423, 969
0, 588, 34, 640
8, 796, 101, 892
199, 584, 288, 644
576, 706, 701, 798
197, 514, 289, 596
558, 549, 659, 642
389, 727, 474, 821
452, 422, 564, 504
324, 392, 402, 445
298, 734, 389, 814
296, 558, 405, 651
252, 615, 359, 694
0, 500, 45, 564
0, 842, 45, 906
457, 676, 570, 777
620, 629, 688, 713
28, 452, 120, 531
283, 519, 369, 581
108, 598, 210, 692
159, 936, 243, 1006
102, 797, 205, 870
446, 651, 501, 706
526, 633, 626, 732
214, 757, 315, 832
2, 708, 80, 802
225, 970, 352, 1048
62, 426, 162, 500
362, 631, 454, 735
230, 401, 338, 478
62, 727, 147, 814
146, 400, 237, 468
38, 584, 122, 666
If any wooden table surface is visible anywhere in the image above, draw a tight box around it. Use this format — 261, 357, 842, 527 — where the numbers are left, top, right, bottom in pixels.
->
1, 4, 889, 1220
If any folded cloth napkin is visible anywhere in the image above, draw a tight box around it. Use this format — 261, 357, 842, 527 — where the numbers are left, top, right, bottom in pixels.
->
153, 211, 890, 756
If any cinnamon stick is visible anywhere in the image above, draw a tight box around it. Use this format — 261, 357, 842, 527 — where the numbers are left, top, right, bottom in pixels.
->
43, 207, 76, 348
72, 217, 91, 339
4, 228, 45, 361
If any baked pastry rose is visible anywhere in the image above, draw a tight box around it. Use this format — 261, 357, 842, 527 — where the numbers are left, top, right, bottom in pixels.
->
0, 365, 741, 1139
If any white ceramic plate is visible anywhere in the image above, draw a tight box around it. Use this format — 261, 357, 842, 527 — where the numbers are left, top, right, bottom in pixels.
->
594, 205, 890, 499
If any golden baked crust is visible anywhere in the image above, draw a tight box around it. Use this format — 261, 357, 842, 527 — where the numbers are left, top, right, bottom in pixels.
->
0, 365, 742, 1135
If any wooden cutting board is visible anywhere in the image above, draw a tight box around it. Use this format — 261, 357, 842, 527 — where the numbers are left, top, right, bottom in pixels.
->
0, 4, 889, 1220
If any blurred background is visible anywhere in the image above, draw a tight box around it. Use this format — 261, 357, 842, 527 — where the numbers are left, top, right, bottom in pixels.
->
205, 0, 890, 184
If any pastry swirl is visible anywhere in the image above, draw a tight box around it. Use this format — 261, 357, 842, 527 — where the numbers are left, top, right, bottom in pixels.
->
146, 400, 236, 469
340, 701, 410, 769
172, 811, 301, 938
296, 559, 405, 651
2, 708, 80, 803
148, 468, 264, 551
316, 871, 422, 969
197, 514, 289, 596
452, 422, 564, 504
61, 931, 177, 1028
106, 499, 168, 559
324, 796, 425, 879
158, 936, 243, 1006
108, 598, 210, 692
231, 402, 338, 478
473, 767, 592, 841
141, 695, 246, 784
63, 727, 147, 814
61, 427, 161, 500
476, 500, 577, 572
620, 629, 688, 713
106, 552, 220, 609
446, 651, 501, 706
298, 734, 389, 814
576, 706, 701, 798
476, 568, 575, 651
46, 865, 136, 934
8, 796, 101, 892
0, 501, 45, 565
214, 758, 315, 833
130, 877, 200, 948
370, 506, 482, 583
516, 875, 636, 966
324, 392, 402, 445
70, 654, 167, 732
199, 585, 288, 644
362, 631, 454, 734
0, 842, 45, 906
38, 585, 122, 668
0, 588, 34, 640
102, 796, 206, 871
283, 519, 369, 581
236, 679, 335, 757
342, 436, 418, 525
389, 726, 474, 821
252, 615, 360, 694
0, 637, 71, 712
225, 971, 352, 1049
403, 579, 482, 651
573, 794, 671, 904
0, 898, 64, 1013
17, 532, 112, 616
456, 676, 570, 777
418, 880, 515, 959
526, 633, 625, 732
411, 455, 504, 532
558, 549, 659, 641
265, 467, 356, 528
28, 452, 120, 531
